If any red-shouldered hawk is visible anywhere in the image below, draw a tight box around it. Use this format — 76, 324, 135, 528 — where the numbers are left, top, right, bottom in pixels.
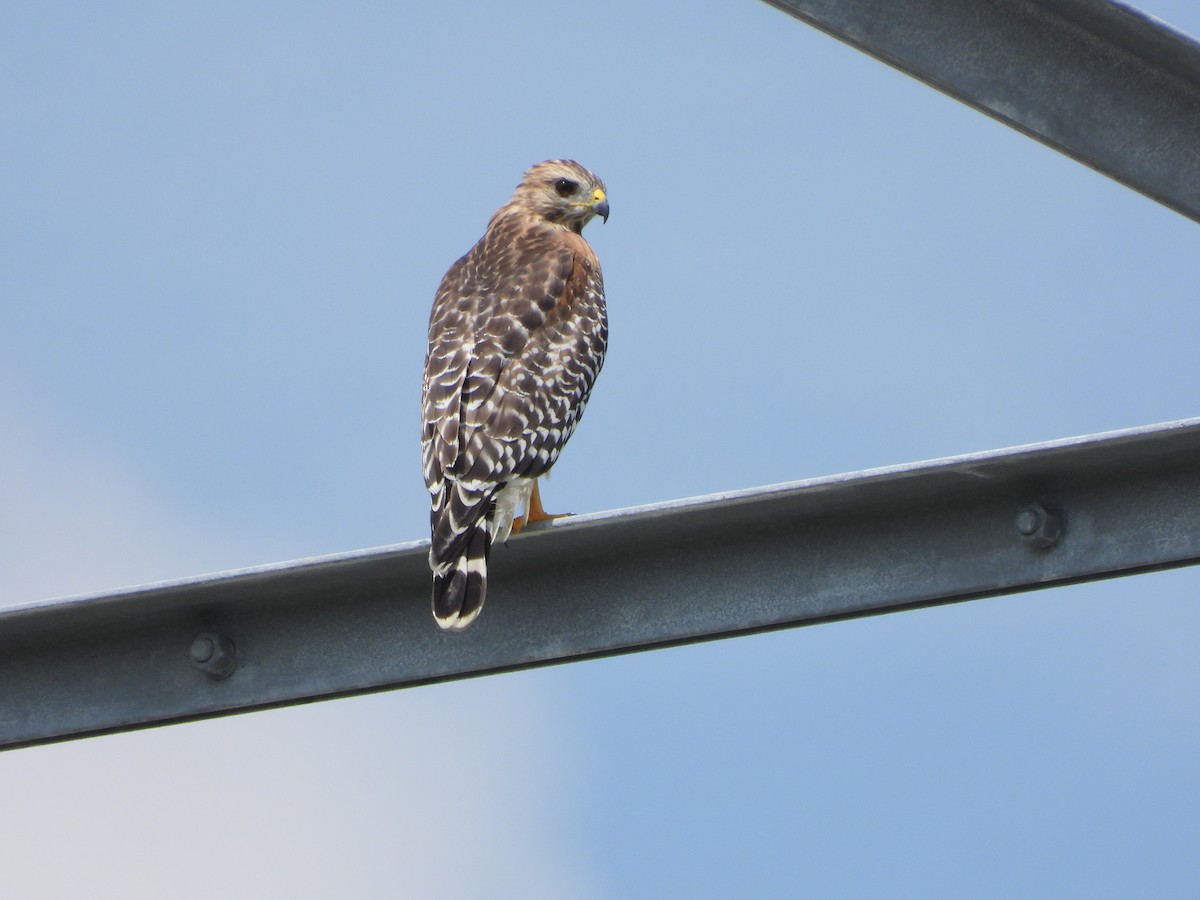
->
422, 160, 609, 631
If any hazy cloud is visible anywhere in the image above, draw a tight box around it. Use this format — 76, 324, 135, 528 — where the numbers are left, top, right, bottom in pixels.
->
0, 380, 597, 898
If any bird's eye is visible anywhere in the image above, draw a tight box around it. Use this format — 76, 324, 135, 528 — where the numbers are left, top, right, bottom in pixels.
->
554, 178, 578, 197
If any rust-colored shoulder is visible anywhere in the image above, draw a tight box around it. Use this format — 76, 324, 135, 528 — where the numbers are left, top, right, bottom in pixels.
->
561, 230, 599, 267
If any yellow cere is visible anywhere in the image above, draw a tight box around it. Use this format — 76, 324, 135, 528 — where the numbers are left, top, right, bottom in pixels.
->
593, 188, 606, 203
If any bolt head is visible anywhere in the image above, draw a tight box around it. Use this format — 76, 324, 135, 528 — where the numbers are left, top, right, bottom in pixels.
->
188, 632, 238, 680
1018, 503, 1064, 550
1016, 508, 1042, 536
189, 635, 215, 664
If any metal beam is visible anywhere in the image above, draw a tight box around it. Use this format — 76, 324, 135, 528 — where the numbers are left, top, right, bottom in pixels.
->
4, 418, 1200, 750
758, 0, 1200, 223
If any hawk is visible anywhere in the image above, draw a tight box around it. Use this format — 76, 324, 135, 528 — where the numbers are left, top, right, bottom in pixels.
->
422, 159, 610, 631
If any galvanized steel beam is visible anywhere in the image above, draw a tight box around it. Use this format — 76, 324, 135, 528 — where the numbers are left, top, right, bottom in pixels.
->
3, 418, 1200, 750
759, 0, 1200, 223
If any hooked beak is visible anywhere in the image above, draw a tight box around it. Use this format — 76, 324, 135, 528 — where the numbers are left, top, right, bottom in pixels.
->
591, 189, 610, 223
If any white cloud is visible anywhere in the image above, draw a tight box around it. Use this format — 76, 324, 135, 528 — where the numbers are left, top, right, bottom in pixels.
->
0, 381, 598, 899
0, 380, 238, 606
1, 683, 598, 899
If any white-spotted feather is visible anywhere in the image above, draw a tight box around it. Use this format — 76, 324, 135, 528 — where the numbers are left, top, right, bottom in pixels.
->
421, 160, 608, 630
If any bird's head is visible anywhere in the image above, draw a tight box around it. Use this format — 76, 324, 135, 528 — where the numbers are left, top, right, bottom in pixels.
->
501, 159, 609, 234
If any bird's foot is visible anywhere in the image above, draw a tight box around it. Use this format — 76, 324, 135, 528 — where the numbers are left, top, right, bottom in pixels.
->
510, 480, 571, 535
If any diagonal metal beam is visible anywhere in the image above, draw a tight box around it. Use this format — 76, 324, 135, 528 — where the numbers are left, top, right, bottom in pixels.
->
3, 418, 1200, 750
759, 0, 1200, 223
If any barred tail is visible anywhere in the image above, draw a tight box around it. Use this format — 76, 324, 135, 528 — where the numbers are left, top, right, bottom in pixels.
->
429, 479, 496, 631
432, 523, 490, 630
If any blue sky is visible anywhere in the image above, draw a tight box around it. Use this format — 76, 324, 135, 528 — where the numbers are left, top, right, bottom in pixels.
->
3, 2, 1200, 896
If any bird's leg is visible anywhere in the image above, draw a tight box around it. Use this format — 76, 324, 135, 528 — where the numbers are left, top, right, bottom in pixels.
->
526, 479, 568, 524
510, 480, 570, 535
